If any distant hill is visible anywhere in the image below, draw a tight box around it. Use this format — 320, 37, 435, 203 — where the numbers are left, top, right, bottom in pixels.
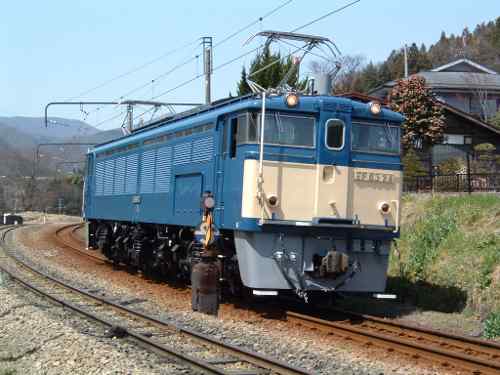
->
334, 16, 500, 94
0, 116, 123, 176
0, 116, 99, 140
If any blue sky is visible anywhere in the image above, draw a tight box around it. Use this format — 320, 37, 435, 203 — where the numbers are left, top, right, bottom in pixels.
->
2, 0, 498, 129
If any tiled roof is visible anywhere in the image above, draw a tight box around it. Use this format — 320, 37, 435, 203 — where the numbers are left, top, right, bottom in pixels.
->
370, 71, 500, 93
431, 58, 498, 74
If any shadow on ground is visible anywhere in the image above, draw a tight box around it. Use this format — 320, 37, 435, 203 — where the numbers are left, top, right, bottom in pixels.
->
336, 276, 468, 319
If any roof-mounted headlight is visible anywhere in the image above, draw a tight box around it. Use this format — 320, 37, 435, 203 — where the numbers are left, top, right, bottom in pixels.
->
285, 93, 299, 108
368, 101, 382, 115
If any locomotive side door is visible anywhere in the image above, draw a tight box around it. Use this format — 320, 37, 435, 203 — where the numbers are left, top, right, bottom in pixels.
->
214, 117, 226, 225
214, 114, 241, 228
83, 153, 94, 218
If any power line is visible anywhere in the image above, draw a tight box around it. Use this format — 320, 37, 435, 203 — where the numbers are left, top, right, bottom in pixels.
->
133, 44, 295, 121
291, 0, 361, 33
214, 0, 294, 48
92, 0, 295, 128
94, 110, 126, 128
152, 0, 362, 102
70, 0, 294, 107
111, 0, 294, 103
98, 1, 361, 128
66, 38, 200, 101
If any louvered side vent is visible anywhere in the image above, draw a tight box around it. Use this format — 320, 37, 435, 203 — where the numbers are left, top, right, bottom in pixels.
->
114, 156, 126, 195
174, 142, 192, 165
103, 159, 115, 196
140, 149, 156, 193
95, 161, 105, 196
192, 137, 213, 163
155, 146, 172, 193
125, 154, 139, 194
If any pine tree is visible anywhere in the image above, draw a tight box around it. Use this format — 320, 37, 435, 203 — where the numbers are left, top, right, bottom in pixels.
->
389, 76, 445, 150
237, 67, 251, 96
236, 46, 306, 96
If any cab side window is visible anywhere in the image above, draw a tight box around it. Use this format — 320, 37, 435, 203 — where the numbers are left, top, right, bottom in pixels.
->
229, 117, 238, 158
325, 119, 345, 150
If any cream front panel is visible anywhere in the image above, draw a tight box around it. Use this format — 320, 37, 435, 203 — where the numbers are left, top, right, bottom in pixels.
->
241, 159, 402, 227
350, 167, 402, 227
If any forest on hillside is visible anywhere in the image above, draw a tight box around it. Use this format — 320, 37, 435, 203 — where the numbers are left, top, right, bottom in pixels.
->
326, 16, 500, 94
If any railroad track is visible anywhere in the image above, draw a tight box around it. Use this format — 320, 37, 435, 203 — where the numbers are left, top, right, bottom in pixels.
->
49, 223, 500, 374
287, 309, 500, 375
0, 225, 309, 375
54, 223, 108, 263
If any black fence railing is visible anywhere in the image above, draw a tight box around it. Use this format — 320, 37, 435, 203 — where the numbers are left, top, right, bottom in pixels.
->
404, 173, 500, 193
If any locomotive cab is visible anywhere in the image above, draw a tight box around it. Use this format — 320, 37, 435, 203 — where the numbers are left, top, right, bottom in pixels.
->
233, 94, 403, 296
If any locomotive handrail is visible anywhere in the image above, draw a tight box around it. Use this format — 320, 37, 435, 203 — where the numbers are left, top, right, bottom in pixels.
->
258, 92, 267, 222
391, 199, 399, 233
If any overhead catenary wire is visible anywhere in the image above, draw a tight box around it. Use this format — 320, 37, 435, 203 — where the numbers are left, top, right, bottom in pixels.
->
101, 0, 361, 127
93, 110, 126, 128
213, 0, 294, 48
151, 0, 362, 102
291, 0, 361, 33
65, 38, 200, 102
88, 0, 295, 128
133, 43, 303, 121
73, 0, 295, 121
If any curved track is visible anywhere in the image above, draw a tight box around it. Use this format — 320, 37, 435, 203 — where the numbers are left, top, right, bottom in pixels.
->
51, 223, 500, 374
0, 225, 309, 375
54, 223, 107, 263
286, 309, 500, 375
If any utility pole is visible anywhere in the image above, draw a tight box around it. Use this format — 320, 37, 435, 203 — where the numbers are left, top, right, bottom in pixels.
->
403, 44, 409, 79
126, 103, 134, 133
58, 197, 64, 215
202, 37, 213, 105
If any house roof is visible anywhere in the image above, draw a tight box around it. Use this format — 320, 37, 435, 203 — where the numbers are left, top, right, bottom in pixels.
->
438, 101, 500, 136
431, 58, 498, 75
339, 92, 500, 137
369, 71, 500, 94
368, 58, 500, 96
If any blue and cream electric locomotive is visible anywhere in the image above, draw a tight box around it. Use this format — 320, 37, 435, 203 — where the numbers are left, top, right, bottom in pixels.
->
83, 91, 403, 300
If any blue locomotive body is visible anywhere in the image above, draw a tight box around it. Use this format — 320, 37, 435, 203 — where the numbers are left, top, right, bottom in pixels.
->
84, 94, 404, 297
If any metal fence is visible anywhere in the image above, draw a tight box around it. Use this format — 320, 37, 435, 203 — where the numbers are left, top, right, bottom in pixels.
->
404, 173, 500, 193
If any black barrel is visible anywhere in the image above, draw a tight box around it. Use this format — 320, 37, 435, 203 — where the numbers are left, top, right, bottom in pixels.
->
191, 257, 219, 316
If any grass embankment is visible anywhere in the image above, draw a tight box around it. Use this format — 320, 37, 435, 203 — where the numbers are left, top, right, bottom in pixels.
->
388, 194, 500, 337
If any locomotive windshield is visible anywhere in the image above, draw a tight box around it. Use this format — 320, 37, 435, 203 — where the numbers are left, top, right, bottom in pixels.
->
237, 112, 315, 148
351, 121, 400, 155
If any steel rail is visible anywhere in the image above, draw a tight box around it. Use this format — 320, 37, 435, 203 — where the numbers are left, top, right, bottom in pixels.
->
287, 311, 500, 375
52, 223, 500, 374
0, 225, 309, 375
330, 307, 500, 352
54, 223, 108, 263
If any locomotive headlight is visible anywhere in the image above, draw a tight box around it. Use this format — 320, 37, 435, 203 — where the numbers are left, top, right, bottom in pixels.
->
267, 194, 279, 208
203, 196, 215, 209
378, 201, 391, 214
368, 101, 382, 115
285, 93, 299, 107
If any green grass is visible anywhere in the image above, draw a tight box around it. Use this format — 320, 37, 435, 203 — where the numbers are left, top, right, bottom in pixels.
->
0, 369, 17, 375
389, 194, 500, 316
484, 312, 500, 338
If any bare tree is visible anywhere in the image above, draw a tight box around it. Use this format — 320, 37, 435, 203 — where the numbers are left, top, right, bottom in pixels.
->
463, 72, 494, 122
309, 54, 366, 93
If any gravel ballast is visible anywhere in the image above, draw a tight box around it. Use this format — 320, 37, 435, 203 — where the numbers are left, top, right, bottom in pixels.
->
0, 271, 193, 375
5, 224, 445, 374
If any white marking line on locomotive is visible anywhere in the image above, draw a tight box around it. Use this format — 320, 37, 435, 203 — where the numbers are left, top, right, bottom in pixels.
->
373, 293, 397, 299
252, 290, 278, 296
